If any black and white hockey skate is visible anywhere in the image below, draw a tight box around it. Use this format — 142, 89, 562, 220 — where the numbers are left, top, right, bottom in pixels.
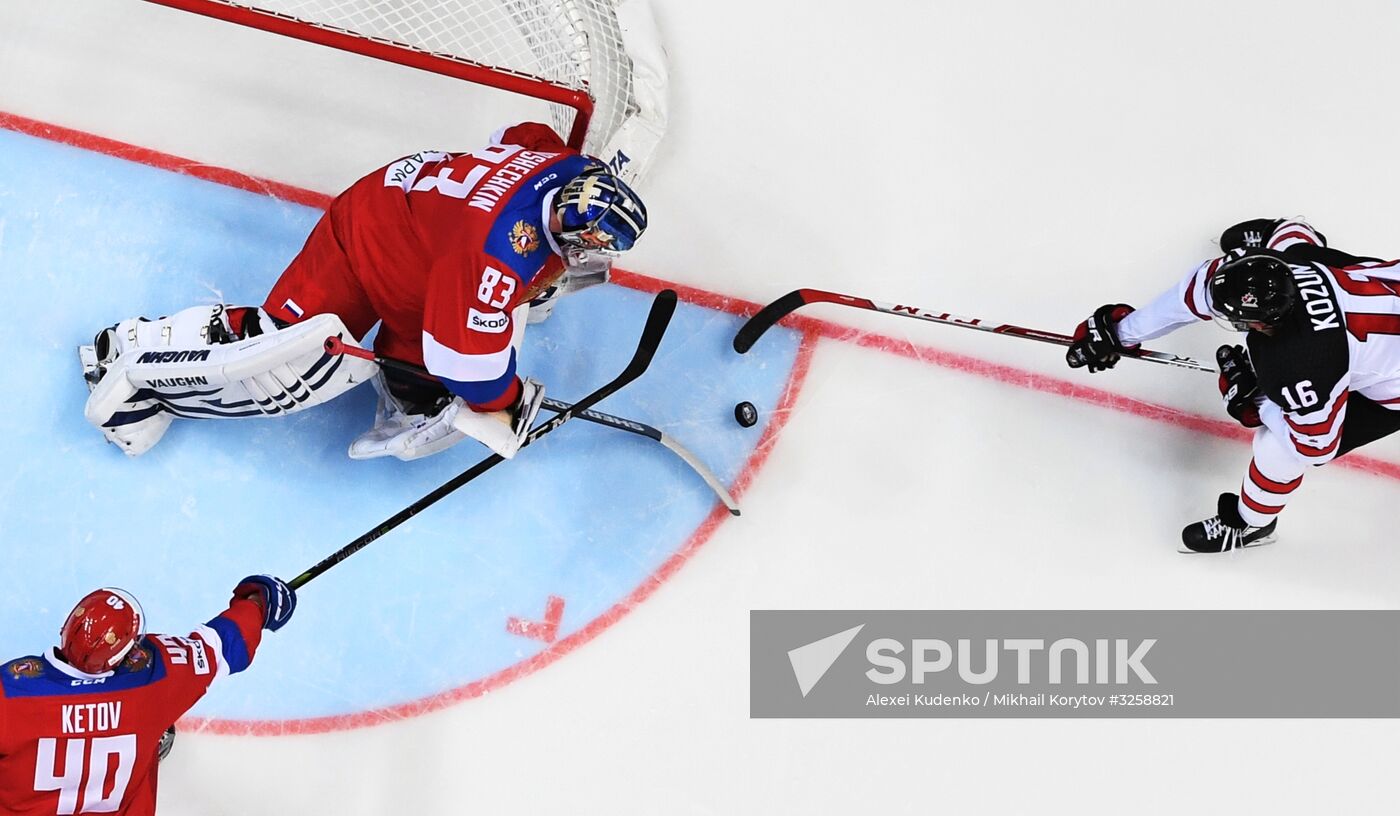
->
157, 725, 176, 762
1180, 493, 1277, 553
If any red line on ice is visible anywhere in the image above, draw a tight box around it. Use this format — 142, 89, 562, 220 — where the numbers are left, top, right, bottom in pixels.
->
7, 109, 1400, 736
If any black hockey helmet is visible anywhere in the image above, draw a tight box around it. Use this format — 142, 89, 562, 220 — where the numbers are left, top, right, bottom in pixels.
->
1207, 253, 1297, 331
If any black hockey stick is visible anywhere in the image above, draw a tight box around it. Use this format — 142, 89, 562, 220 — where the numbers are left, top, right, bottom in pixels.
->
733, 288, 1212, 373
325, 334, 740, 516
287, 289, 678, 591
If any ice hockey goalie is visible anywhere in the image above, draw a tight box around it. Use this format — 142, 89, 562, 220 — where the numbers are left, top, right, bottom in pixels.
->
80, 122, 648, 462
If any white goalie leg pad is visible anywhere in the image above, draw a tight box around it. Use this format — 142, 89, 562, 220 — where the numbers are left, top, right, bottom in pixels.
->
347, 372, 468, 462
451, 377, 546, 460
85, 308, 377, 456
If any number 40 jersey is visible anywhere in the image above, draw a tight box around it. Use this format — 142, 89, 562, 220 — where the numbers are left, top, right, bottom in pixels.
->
0, 600, 264, 816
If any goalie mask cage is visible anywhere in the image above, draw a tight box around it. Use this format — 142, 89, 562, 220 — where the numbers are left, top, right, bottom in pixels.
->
142, 0, 647, 156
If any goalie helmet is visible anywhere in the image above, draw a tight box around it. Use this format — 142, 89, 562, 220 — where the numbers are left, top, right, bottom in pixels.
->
553, 165, 648, 252
1208, 253, 1297, 331
59, 588, 146, 674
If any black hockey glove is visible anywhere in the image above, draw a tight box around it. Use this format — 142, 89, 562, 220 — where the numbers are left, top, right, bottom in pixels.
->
1216, 344, 1262, 428
1066, 304, 1136, 373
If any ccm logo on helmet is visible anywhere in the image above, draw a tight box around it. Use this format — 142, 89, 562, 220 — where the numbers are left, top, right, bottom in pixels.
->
468, 308, 509, 334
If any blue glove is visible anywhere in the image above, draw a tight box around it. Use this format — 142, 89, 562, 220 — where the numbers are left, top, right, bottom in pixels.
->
233, 575, 297, 632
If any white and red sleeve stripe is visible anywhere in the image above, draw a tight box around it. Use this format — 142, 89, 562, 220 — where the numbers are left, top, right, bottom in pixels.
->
1266, 219, 1325, 252
1281, 380, 1349, 465
1239, 458, 1303, 517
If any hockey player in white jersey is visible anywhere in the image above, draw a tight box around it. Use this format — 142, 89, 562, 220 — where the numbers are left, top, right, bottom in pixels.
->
1067, 218, 1400, 552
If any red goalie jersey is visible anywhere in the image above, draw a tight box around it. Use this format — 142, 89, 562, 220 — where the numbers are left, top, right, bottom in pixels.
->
263, 122, 596, 411
0, 600, 264, 816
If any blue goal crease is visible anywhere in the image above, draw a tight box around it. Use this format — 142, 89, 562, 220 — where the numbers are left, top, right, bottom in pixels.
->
0, 127, 801, 720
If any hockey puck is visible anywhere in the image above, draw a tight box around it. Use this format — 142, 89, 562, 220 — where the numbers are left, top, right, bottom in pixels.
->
734, 401, 759, 428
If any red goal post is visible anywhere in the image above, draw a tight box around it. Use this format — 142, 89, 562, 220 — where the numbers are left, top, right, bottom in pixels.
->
141, 0, 668, 179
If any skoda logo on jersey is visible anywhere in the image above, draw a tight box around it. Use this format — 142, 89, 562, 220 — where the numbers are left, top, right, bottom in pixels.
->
468, 308, 510, 334
510, 220, 540, 256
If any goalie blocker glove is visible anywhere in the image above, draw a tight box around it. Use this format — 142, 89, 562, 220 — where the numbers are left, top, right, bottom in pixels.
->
1181, 493, 1277, 553
233, 575, 297, 631
451, 376, 546, 460
1066, 304, 1138, 372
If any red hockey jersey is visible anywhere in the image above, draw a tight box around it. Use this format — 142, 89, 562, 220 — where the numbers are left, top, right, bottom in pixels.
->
264, 122, 596, 410
0, 599, 264, 815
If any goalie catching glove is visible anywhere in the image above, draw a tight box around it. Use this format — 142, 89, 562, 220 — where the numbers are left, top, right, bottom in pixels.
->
1066, 304, 1138, 373
450, 376, 546, 460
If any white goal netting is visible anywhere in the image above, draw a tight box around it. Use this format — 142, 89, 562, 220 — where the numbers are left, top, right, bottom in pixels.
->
154, 0, 668, 179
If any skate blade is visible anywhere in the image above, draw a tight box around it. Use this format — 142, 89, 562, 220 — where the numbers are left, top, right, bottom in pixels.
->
1176, 532, 1277, 555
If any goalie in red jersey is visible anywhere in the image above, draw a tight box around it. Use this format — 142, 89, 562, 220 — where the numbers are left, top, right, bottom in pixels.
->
0, 578, 295, 816
79, 122, 649, 462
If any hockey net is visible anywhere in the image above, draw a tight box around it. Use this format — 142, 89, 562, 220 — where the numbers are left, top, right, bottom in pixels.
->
143, 0, 668, 180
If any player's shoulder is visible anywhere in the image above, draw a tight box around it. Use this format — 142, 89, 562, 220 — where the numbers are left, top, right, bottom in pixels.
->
479, 154, 591, 277
0, 654, 53, 698
491, 122, 569, 152
144, 630, 222, 678
0, 644, 165, 700
1250, 264, 1349, 395
487, 215, 552, 278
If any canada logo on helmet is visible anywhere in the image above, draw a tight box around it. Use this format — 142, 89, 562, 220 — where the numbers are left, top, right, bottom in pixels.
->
59, 588, 146, 675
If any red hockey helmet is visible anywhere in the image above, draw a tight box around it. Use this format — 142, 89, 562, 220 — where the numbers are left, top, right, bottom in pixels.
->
59, 588, 146, 674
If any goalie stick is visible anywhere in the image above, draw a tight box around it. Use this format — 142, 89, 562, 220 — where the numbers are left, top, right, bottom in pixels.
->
733, 289, 1212, 373
324, 336, 740, 516
288, 289, 678, 591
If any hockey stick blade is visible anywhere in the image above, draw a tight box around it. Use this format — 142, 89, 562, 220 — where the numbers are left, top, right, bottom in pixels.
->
733, 287, 1211, 372
733, 290, 809, 353
539, 397, 741, 516
289, 289, 678, 591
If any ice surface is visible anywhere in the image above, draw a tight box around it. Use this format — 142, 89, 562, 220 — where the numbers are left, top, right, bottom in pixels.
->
0, 127, 800, 724
2, 1, 1400, 813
